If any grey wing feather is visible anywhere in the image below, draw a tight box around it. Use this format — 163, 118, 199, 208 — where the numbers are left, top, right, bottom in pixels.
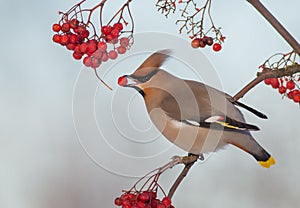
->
160, 79, 260, 131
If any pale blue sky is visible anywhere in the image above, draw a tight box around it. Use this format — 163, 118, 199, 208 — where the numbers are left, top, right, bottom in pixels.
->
0, 0, 300, 208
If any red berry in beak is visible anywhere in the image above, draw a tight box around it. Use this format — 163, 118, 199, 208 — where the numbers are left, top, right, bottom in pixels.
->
118, 76, 128, 86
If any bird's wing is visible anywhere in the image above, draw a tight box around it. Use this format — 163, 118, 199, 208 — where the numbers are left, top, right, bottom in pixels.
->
160, 79, 260, 131
202, 115, 260, 131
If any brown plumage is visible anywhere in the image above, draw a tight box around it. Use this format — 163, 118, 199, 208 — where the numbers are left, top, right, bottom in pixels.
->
118, 50, 275, 168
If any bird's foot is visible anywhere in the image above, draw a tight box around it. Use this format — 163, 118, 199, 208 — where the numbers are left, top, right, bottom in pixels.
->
158, 154, 203, 174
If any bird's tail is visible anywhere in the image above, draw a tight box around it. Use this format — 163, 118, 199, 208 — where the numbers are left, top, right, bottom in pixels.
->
227, 134, 275, 168
252, 148, 276, 168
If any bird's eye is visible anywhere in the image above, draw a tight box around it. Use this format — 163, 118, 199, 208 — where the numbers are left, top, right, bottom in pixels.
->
131, 69, 159, 83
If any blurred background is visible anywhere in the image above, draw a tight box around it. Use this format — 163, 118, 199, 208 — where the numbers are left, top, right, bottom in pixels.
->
0, 0, 299, 208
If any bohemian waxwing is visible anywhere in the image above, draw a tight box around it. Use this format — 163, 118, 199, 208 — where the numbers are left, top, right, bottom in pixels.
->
118, 50, 275, 168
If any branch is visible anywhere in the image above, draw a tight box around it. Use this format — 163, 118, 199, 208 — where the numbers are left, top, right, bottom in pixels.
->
246, 0, 300, 56
234, 64, 300, 100
167, 154, 203, 199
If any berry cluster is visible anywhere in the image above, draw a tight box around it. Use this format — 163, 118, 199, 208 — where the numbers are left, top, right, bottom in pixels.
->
191, 36, 224, 52
260, 51, 300, 104
52, 20, 130, 69
114, 191, 174, 208
156, 0, 225, 51
264, 75, 300, 103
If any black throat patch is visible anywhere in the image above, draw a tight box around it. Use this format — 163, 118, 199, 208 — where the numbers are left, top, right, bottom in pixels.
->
131, 86, 145, 97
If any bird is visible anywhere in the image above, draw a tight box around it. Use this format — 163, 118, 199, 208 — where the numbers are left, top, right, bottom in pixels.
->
117, 49, 275, 168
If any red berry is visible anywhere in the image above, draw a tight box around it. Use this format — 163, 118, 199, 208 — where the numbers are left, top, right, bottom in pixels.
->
117, 46, 126, 54
60, 34, 69, 45
110, 37, 119, 44
292, 89, 300, 96
212, 43, 222, 52
69, 34, 78, 44
73, 52, 83, 60
203, 36, 213, 46
122, 199, 131, 206
121, 194, 130, 201
151, 199, 160, 208
113, 22, 123, 31
76, 35, 84, 44
61, 23, 71, 32
199, 38, 206, 48
80, 43, 88, 53
137, 192, 150, 203
286, 80, 295, 90
91, 58, 101, 68
111, 28, 120, 38
101, 25, 113, 35
66, 43, 75, 50
92, 49, 103, 59
81, 29, 90, 39
83, 56, 92, 67
52, 23, 61, 32
97, 41, 107, 52
191, 38, 200, 48
148, 191, 157, 200
74, 25, 85, 35
287, 91, 294, 99
278, 86, 287, 94
52, 34, 62, 43
101, 52, 109, 62
162, 197, 172, 207
127, 193, 136, 200
157, 204, 166, 208
270, 78, 279, 89
87, 42, 97, 54
120, 37, 130, 47
264, 78, 271, 85
74, 45, 81, 53
108, 50, 118, 60
105, 34, 116, 43
114, 197, 123, 206
70, 19, 79, 29
293, 92, 300, 103
137, 201, 146, 208
88, 39, 98, 45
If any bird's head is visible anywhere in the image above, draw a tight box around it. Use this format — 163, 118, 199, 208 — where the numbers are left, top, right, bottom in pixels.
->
118, 49, 171, 96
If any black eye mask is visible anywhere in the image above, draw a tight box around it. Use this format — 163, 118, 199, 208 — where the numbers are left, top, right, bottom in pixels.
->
130, 69, 159, 83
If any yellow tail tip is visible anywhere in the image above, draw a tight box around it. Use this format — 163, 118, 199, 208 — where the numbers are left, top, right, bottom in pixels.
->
259, 156, 276, 168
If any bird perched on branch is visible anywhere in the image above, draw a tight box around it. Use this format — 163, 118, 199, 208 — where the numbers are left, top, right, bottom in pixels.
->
118, 49, 275, 168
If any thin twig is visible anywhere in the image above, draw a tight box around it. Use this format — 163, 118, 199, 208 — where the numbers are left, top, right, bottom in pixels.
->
167, 154, 203, 199
246, 0, 300, 56
234, 64, 300, 100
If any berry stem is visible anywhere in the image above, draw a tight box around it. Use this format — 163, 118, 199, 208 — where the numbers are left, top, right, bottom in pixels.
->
107, 0, 132, 26
234, 64, 300, 100
93, 68, 113, 91
128, 167, 161, 193
80, 0, 107, 25
246, 0, 300, 56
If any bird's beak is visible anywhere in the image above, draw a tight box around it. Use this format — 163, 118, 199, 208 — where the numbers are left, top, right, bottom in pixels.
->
117, 75, 141, 87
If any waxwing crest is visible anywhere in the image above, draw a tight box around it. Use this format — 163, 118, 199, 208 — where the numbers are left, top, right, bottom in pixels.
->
137, 49, 172, 70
